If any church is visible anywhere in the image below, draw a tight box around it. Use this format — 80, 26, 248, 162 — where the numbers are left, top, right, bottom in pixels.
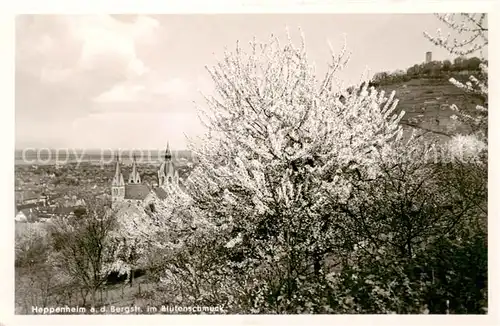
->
111, 144, 180, 210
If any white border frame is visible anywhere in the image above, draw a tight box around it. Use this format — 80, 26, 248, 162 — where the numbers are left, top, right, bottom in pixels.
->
1, 1, 499, 325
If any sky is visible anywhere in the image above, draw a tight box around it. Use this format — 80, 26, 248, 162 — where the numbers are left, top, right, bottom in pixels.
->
15, 14, 481, 150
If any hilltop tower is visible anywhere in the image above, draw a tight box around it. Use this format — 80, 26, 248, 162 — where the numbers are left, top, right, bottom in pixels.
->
426, 51, 432, 63
111, 153, 125, 206
158, 142, 179, 188
128, 155, 142, 184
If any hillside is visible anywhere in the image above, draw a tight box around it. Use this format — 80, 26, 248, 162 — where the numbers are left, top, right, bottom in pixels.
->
377, 74, 485, 144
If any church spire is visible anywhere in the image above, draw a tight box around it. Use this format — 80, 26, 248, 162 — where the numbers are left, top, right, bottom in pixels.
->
112, 153, 124, 186
165, 142, 172, 161
132, 154, 137, 174
128, 154, 141, 184
111, 152, 125, 207
114, 153, 120, 175
158, 141, 178, 188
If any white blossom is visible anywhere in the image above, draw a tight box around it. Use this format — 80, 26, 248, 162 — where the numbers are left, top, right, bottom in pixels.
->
448, 134, 486, 163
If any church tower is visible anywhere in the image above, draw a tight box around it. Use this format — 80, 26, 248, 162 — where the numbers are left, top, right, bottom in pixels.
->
111, 153, 125, 207
128, 155, 142, 184
158, 142, 179, 188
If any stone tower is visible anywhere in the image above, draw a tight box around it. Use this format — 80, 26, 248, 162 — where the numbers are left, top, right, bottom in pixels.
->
426, 51, 432, 63
111, 153, 125, 206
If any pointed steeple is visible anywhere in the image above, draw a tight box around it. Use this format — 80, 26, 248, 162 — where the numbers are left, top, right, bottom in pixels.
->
158, 141, 178, 188
114, 153, 120, 174
165, 142, 172, 161
128, 154, 141, 184
112, 153, 124, 186
132, 154, 137, 174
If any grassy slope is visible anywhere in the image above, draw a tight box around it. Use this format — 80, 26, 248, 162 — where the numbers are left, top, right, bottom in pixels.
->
378, 76, 484, 143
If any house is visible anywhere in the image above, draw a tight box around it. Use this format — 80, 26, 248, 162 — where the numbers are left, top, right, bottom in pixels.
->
19, 190, 47, 206
16, 202, 39, 212
15, 207, 38, 222
54, 206, 76, 218
15, 210, 28, 222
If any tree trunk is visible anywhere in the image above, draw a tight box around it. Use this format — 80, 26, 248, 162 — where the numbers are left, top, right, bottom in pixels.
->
80, 289, 88, 306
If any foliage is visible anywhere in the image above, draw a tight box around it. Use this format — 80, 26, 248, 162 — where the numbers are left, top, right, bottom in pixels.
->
448, 134, 487, 163
15, 222, 77, 313
15, 222, 49, 268
46, 196, 119, 305
324, 139, 487, 312
372, 55, 483, 88
108, 184, 197, 281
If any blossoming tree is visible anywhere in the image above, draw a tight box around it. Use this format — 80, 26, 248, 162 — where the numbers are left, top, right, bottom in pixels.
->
108, 183, 195, 283
47, 197, 118, 306
158, 30, 417, 312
